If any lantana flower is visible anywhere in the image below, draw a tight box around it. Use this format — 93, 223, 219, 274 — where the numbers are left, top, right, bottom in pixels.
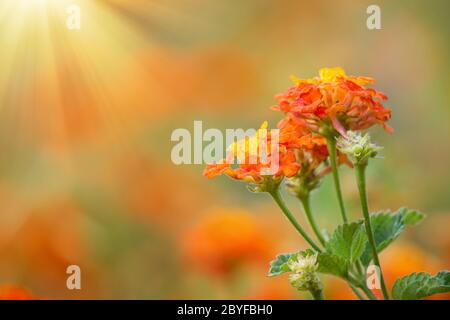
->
272, 67, 392, 137
203, 121, 301, 190
200, 67, 450, 301
279, 115, 351, 198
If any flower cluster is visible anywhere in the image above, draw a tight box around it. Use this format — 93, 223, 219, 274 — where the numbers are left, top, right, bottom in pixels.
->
272, 67, 392, 137
203, 67, 396, 299
204, 68, 387, 195
203, 121, 301, 189
203, 68, 450, 301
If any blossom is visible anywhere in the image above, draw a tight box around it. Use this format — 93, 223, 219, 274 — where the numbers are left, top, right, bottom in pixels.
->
203, 122, 300, 185
279, 115, 351, 197
278, 115, 328, 161
272, 67, 392, 136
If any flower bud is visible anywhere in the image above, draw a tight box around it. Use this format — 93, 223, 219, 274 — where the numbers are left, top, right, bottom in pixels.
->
287, 253, 322, 292
336, 131, 382, 166
285, 174, 320, 200
246, 176, 282, 193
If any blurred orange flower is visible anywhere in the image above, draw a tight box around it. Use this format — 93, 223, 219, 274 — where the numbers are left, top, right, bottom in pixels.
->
113, 154, 216, 229
0, 285, 37, 300
181, 209, 275, 276
0, 199, 97, 298
380, 241, 450, 299
115, 46, 260, 122
248, 275, 297, 300
324, 277, 359, 300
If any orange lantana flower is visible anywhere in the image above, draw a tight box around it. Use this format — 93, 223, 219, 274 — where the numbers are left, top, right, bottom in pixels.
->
279, 115, 351, 171
278, 115, 351, 197
278, 115, 328, 164
203, 122, 300, 184
272, 67, 392, 136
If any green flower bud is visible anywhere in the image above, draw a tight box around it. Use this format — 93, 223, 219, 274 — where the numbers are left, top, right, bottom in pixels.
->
287, 253, 322, 292
285, 175, 320, 200
246, 176, 282, 193
337, 131, 382, 166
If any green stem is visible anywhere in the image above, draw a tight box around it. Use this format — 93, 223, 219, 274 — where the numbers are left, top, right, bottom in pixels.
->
310, 289, 324, 300
355, 164, 389, 300
349, 285, 366, 300
356, 260, 365, 277
359, 284, 378, 300
269, 190, 322, 252
326, 137, 348, 224
299, 195, 326, 246
347, 275, 377, 300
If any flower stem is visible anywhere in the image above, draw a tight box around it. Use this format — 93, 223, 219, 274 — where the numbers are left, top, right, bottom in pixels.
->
347, 275, 377, 300
326, 137, 348, 224
359, 284, 378, 300
355, 164, 389, 300
310, 289, 324, 300
299, 195, 326, 246
269, 190, 322, 252
349, 285, 366, 300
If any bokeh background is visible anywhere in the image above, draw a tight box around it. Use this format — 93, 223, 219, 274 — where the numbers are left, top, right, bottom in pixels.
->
0, 0, 449, 299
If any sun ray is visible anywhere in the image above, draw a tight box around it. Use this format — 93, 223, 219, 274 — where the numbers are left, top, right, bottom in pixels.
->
0, 0, 158, 155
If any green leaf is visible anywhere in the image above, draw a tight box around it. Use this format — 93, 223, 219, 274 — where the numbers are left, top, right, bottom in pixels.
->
360, 208, 425, 266
398, 207, 425, 225
326, 222, 367, 264
392, 271, 450, 300
268, 253, 294, 276
317, 252, 348, 277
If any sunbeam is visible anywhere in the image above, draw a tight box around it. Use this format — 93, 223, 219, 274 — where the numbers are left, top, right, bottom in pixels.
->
0, 0, 149, 152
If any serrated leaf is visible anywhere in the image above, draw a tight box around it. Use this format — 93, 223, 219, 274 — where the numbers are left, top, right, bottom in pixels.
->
268, 253, 294, 276
398, 207, 425, 225
360, 211, 403, 265
360, 208, 425, 266
317, 252, 348, 277
326, 222, 367, 264
392, 271, 450, 300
